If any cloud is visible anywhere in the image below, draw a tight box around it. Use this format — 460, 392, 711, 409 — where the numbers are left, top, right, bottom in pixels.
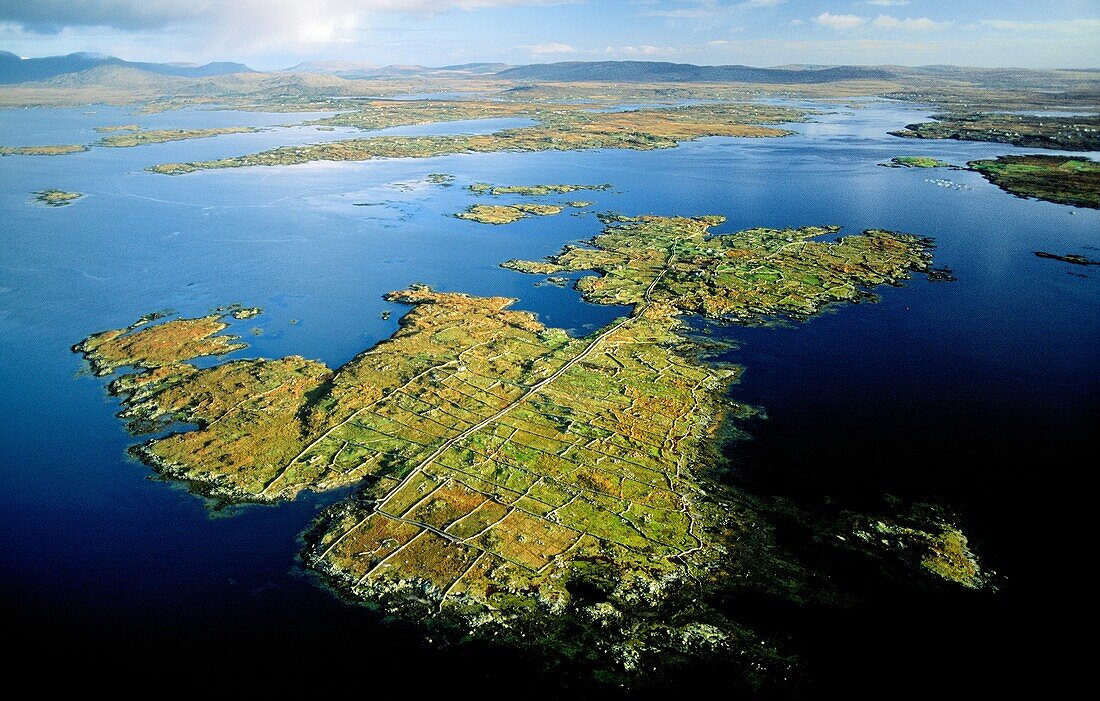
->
642, 8, 721, 19
641, 0, 783, 19
0, 0, 565, 34
0, 0, 203, 33
872, 15, 951, 31
814, 12, 866, 30
812, 10, 950, 33
521, 42, 679, 58
0, 0, 575, 61
866, 1, 909, 6
981, 19, 1100, 35
527, 42, 578, 54
607, 44, 678, 56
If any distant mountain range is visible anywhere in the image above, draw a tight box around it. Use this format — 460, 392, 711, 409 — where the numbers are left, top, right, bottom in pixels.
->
495, 61, 891, 83
0, 51, 253, 84
9, 52, 1089, 97
2, 51, 906, 87
287, 59, 888, 83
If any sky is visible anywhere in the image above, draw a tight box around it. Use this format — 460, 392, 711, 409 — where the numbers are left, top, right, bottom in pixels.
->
1, 0, 1098, 70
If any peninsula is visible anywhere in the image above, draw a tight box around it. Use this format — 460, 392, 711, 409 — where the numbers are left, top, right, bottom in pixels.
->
967, 155, 1100, 208
891, 112, 1100, 151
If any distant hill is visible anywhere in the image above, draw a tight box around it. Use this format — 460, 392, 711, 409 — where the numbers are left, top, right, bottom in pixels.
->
494, 61, 892, 83
0, 51, 254, 84
9, 63, 374, 102
40, 65, 191, 90
150, 61, 253, 78
0, 54, 896, 86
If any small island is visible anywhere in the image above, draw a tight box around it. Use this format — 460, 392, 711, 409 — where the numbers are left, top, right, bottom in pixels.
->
231, 307, 262, 319
33, 189, 83, 206
967, 154, 1100, 208
454, 203, 563, 224
1, 144, 88, 156
426, 173, 455, 186
214, 303, 264, 320
1035, 251, 1099, 266
96, 126, 259, 148
881, 156, 959, 169
469, 183, 612, 196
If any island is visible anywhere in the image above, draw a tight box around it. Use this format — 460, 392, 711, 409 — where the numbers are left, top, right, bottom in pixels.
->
147, 103, 806, 174
890, 112, 1100, 151
469, 183, 612, 196
503, 216, 941, 319
96, 126, 259, 148
33, 189, 83, 206
3, 127, 263, 157
74, 212, 982, 683
1034, 251, 1099, 266
426, 173, 455, 186
967, 155, 1100, 208
1, 144, 88, 156
880, 156, 959, 169
214, 303, 264, 320
843, 506, 985, 589
454, 203, 563, 224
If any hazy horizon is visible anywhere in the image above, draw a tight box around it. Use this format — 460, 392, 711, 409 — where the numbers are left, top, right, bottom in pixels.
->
1, 1, 1097, 71
3, 50, 1100, 73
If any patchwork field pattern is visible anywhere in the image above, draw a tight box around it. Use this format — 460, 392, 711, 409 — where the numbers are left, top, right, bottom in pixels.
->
503, 215, 935, 320
74, 215, 939, 622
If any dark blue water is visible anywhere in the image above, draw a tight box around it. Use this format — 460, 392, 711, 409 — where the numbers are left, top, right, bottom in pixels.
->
1, 101, 1096, 693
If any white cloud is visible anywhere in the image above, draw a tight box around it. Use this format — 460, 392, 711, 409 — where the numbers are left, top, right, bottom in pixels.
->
521, 42, 679, 58
0, 0, 575, 59
643, 0, 784, 17
981, 19, 1100, 35
642, 8, 720, 19
814, 12, 866, 30
873, 15, 952, 31
0, 0, 568, 33
607, 44, 678, 56
866, 1, 910, 6
527, 42, 577, 54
